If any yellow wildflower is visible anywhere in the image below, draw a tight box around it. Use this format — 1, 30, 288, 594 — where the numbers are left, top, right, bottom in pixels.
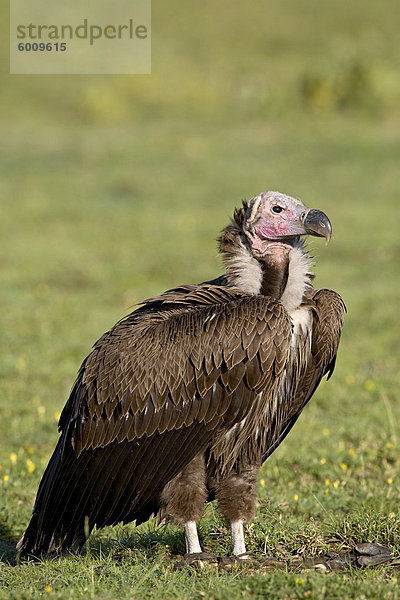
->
45, 585, 52, 593
325, 488, 330, 494
320, 457, 326, 464
53, 411, 61, 421
322, 428, 330, 436
364, 380, 375, 391
340, 463, 348, 471
387, 478, 393, 485
324, 478, 330, 486
348, 448, 356, 456
293, 494, 299, 501
26, 459, 36, 473
295, 578, 304, 584
386, 443, 393, 449
259, 478, 265, 487
333, 481, 339, 489
3, 474, 9, 482
9, 452, 17, 464
26, 446, 34, 455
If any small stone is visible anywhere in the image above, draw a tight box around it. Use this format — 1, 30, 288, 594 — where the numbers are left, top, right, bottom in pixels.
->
354, 543, 392, 557
357, 554, 393, 567
314, 563, 328, 572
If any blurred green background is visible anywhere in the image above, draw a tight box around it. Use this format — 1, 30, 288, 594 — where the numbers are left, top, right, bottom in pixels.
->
1, 1, 400, 597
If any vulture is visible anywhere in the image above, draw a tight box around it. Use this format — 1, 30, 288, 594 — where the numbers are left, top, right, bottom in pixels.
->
18, 191, 345, 560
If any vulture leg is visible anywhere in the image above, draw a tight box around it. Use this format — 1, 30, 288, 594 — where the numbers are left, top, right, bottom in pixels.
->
212, 465, 259, 557
184, 521, 202, 554
160, 454, 208, 553
231, 520, 246, 556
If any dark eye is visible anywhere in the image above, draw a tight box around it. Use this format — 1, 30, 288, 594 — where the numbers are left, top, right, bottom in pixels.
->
272, 205, 283, 213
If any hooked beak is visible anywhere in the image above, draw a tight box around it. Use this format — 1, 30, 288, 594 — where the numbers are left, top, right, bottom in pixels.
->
303, 209, 332, 245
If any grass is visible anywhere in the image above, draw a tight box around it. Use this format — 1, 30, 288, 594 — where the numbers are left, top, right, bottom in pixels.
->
1, 0, 400, 597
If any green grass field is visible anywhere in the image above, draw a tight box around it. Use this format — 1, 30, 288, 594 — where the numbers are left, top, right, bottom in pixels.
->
1, 1, 400, 598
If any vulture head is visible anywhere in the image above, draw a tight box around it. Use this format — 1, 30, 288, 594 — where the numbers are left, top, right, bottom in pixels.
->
220, 191, 333, 301
242, 191, 332, 259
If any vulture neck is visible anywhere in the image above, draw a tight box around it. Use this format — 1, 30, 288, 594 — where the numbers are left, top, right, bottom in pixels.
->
259, 251, 290, 300
220, 228, 313, 313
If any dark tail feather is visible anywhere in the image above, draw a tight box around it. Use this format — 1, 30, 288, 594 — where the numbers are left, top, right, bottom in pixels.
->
17, 438, 88, 558
18, 422, 211, 558
17, 439, 70, 557
17, 438, 154, 558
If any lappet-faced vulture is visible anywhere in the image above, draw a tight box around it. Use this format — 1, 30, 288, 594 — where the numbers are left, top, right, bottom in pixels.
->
18, 191, 345, 560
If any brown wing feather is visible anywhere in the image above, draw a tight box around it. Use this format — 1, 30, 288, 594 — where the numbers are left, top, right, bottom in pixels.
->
262, 289, 345, 462
62, 287, 292, 453
18, 284, 292, 558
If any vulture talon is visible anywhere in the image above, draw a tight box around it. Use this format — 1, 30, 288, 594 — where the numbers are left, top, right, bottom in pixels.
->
17, 191, 345, 560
